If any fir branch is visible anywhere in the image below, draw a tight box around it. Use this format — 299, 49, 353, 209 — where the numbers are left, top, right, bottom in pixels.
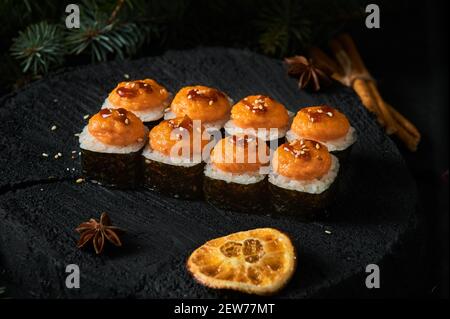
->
108, 0, 126, 24
10, 22, 65, 75
256, 0, 311, 57
65, 0, 147, 62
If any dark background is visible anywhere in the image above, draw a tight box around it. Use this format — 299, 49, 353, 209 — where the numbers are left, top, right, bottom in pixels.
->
0, 0, 448, 298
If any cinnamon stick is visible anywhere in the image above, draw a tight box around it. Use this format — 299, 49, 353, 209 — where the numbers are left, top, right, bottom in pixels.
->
367, 81, 397, 135
352, 79, 384, 125
308, 36, 420, 150
308, 47, 344, 80
387, 103, 421, 140
330, 36, 398, 134
329, 39, 384, 123
394, 122, 420, 152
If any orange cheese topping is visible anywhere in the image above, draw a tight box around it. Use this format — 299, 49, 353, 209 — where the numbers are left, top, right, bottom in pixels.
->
210, 135, 269, 174
149, 116, 210, 158
169, 86, 231, 123
272, 139, 331, 180
291, 106, 350, 141
108, 79, 170, 111
231, 95, 290, 129
88, 108, 146, 146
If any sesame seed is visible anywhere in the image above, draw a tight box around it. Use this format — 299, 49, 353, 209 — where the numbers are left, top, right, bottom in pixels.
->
51, 125, 57, 131
124, 118, 130, 125
75, 178, 84, 184
71, 150, 77, 154
42, 153, 49, 157
57, 152, 62, 157
187, 95, 192, 99
208, 100, 213, 105
317, 109, 323, 113
311, 118, 315, 122
325, 230, 332, 234
315, 143, 320, 149
74, 133, 80, 137
124, 74, 130, 79
327, 112, 333, 117
83, 114, 89, 120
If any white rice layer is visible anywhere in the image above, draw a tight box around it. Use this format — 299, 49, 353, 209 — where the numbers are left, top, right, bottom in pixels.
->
224, 121, 288, 141
269, 154, 339, 194
79, 126, 148, 154
141, 145, 201, 167
102, 93, 172, 122
286, 126, 357, 152
204, 164, 266, 185
224, 110, 294, 141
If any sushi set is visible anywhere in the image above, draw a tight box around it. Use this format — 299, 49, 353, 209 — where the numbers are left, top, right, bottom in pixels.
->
0, 48, 418, 298
79, 79, 357, 217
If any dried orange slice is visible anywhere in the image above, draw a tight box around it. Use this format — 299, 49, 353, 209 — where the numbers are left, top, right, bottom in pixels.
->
187, 228, 296, 295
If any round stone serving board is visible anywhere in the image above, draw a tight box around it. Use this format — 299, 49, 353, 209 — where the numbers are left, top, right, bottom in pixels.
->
0, 48, 418, 298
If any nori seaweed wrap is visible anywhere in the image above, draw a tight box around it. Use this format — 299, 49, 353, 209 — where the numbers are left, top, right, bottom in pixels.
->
142, 158, 204, 199
142, 115, 212, 199
203, 176, 269, 213
268, 139, 340, 218
79, 108, 148, 189
81, 149, 143, 188
203, 135, 270, 214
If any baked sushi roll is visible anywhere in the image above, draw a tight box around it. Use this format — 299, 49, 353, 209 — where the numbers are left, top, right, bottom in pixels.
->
286, 105, 356, 162
164, 85, 232, 132
142, 115, 211, 199
103, 79, 172, 127
225, 95, 292, 144
204, 135, 270, 213
268, 139, 339, 218
79, 108, 148, 188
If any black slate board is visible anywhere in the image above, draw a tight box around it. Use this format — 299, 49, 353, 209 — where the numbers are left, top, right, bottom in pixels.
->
0, 48, 418, 298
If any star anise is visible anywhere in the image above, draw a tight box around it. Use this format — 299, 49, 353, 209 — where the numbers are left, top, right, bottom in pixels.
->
284, 55, 332, 92
75, 212, 123, 254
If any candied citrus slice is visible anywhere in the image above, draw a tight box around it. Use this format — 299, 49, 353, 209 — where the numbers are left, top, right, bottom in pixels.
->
187, 228, 296, 295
